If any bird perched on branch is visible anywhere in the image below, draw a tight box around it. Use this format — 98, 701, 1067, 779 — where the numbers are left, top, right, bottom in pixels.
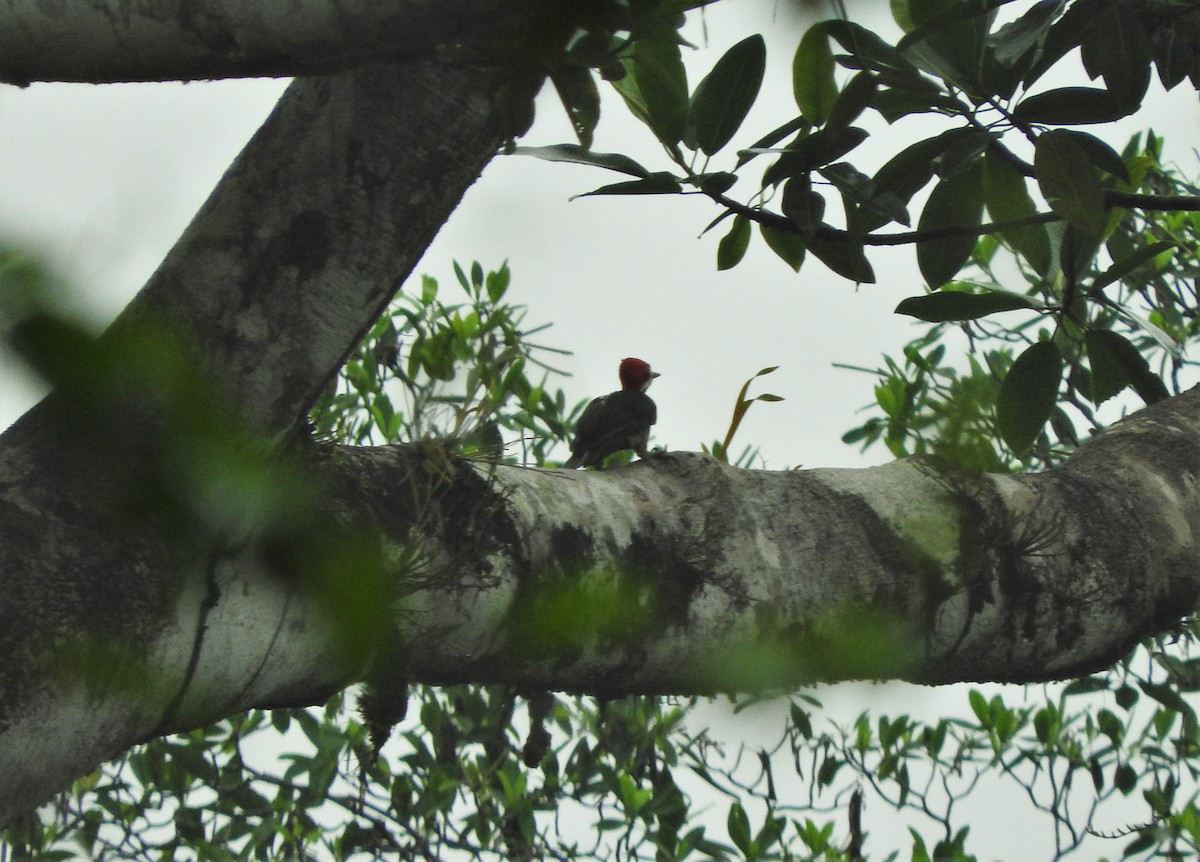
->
564, 357, 660, 469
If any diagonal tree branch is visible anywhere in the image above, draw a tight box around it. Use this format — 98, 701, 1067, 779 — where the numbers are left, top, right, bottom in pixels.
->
0, 56, 524, 826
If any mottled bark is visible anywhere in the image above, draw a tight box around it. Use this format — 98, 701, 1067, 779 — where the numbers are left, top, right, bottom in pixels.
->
0, 0, 542, 84
330, 392, 1200, 694
0, 56, 516, 826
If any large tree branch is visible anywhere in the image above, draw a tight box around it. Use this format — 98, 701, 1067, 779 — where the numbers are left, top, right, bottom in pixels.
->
0, 0, 542, 84
0, 55, 521, 825
331, 389, 1200, 693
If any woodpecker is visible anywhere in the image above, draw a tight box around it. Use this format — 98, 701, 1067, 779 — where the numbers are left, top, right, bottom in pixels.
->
564, 357, 660, 469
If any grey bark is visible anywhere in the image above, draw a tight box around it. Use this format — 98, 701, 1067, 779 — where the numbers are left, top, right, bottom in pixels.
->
0, 56, 516, 826
0, 0, 543, 84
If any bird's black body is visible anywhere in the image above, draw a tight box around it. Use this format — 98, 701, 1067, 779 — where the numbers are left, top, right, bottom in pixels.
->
564, 357, 660, 469
564, 389, 657, 469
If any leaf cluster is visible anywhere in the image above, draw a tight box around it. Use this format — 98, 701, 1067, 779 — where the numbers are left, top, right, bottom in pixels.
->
309, 260, 575, 467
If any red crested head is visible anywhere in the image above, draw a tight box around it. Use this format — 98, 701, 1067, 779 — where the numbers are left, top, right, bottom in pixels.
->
618, 357, 660, 392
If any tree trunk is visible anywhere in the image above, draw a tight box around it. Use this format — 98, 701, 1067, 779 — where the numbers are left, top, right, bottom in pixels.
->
0, 55, 517, 827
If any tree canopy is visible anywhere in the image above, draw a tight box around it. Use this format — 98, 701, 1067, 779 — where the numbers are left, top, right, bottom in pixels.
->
5, 0, 1200, 859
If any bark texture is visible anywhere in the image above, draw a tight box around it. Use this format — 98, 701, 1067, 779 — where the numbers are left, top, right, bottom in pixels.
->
0, 55, 517, 826
328, 396, 1200, 694
0, 0, 543, 84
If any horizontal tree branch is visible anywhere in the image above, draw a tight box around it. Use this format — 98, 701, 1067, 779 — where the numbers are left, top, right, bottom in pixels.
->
0, 0, 540, 84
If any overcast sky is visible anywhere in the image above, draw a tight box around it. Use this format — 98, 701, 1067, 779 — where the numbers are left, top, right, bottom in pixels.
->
3, 3, 1198, 468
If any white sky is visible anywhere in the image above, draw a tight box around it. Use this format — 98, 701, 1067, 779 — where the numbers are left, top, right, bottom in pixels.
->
2, 2, 1198, 466
0, 2, 919, 468
2, 2, 1199, 854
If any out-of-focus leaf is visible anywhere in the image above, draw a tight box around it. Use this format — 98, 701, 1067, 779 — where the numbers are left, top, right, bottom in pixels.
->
996, 341, 1062, 454
691, 34, 766, 156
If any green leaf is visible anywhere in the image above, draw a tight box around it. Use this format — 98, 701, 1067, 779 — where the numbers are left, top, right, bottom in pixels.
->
697, 171, 737, 195
793, 27, 838, 124
827, 71, 878, 129
1055, 130, 1129, 181
512, 144, 651, 178
855, 130, 969, 231
691, 34, 766, 156
1085, 330, 1129, 406
550, 66, 600, 150
717, 215, 751, 271
917, 158, 985, 287
1080, 2, 1151, 110
782, 175, 825, 236
996, 341, 1062, 454
983, 150, 1052, 275
968, 689, 989, 724
1152, 19, 1195, 90
1114, 763, 1138, 795
823, 19, 917, 76
899, 0, 1000, 84
1022, 0, 1103, 87
1085, 329, 1169, 406
572, 173, 682, 199
735, 116, 808, 168
1093, 240, 1176, 291
1013, 86, 1133, 124
617, 36, 689, 146
807, 235, 874, 283
991, 0, 1064, 66
1035, 130, 1107, 235
727, 803, 752, 854
763, 126, 869, 185
895, 290, 1037, 322
760, 224, 807, 272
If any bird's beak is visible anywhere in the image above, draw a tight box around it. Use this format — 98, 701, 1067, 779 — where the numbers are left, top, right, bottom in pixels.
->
651, 371, 661, 378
